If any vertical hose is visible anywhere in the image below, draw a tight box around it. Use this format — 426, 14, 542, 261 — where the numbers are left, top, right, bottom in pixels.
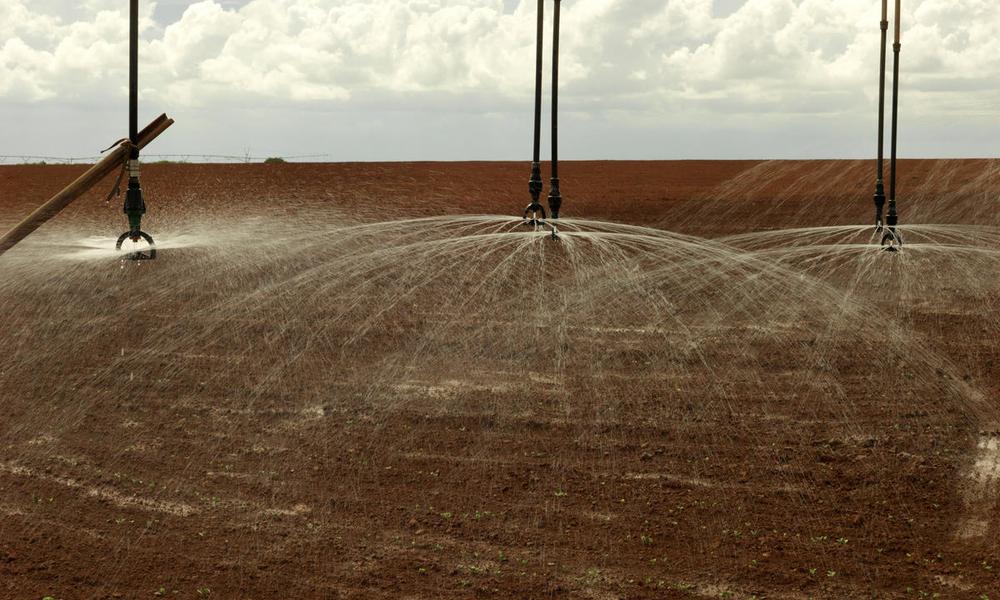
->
878, 0, 888, 181
877, 14, 887, 183
124, 0, 148, 243
873, 0, 888, 228
130, 0, 139, 160
532, 0, 544, 166
548, 0, 562, 219
888, 0, 900, 213
525, 0, 545, 217
883, 0, 901, 246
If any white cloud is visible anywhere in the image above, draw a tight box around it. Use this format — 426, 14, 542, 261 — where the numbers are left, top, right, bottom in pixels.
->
3, 0, 998, 111
1, 0, 998, 158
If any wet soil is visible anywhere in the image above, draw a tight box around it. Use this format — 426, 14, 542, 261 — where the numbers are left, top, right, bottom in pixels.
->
1, 160, 998, 599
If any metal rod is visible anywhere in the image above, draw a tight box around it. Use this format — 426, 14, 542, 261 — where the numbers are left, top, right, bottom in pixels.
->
123, 0, 149, 245
883, 0, 901, 248
888, 0, 900, 220
526, 0, 545, 215
130, 0, 139, 158
872, 0, 888, 228
547, 0, 562, 219
894, 0, 901, 45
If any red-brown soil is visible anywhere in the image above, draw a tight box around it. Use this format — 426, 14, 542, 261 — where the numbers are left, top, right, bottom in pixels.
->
0, 160, 998, 599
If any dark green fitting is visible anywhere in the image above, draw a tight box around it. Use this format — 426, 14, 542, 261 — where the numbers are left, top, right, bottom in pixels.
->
127, 212, 143, 233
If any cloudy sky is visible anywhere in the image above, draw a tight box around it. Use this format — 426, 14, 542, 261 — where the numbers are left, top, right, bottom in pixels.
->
1, 0, 998, 161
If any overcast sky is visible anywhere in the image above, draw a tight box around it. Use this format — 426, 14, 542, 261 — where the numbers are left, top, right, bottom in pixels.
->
1, 0, 998, 161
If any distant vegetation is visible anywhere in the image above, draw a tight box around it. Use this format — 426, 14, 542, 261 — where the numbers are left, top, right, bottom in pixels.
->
0, 155, 295, 165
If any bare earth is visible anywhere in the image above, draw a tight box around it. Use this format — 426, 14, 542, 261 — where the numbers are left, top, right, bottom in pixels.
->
0, 160, 998, 599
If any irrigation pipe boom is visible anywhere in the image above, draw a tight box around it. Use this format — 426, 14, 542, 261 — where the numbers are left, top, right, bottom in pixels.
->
0, 114, 174, 260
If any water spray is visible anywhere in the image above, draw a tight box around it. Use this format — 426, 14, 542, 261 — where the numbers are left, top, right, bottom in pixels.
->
523, 0, 562, 240
881, 0, 903, 251
871, 0, 889, 231
115, 0, 156, 260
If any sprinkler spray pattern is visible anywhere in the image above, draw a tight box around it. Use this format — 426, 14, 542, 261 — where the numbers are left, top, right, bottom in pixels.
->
0, 0, 996, 594
2, 166, 999, 595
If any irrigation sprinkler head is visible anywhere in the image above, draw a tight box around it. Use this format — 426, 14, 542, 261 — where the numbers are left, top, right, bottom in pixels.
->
115, 229, 157, 261
873, 180, 886, 230
523, 202, 547, 226
524, 161, 546, 225
524, 202, 546, 229
117, 166, 156, 260
524, 165, 548, 225
880, 211, 902, 251
881, 230, 902, 251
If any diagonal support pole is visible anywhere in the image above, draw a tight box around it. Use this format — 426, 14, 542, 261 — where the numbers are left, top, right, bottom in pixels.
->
0, 115, 174, 260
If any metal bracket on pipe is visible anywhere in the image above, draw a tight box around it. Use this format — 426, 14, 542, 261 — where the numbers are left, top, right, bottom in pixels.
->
880, 230, 902, 252
880, 209, 902, 251
524, 202, 547, 227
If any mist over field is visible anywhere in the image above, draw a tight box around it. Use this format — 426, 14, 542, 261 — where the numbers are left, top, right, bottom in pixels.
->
2, 1, 1000, 598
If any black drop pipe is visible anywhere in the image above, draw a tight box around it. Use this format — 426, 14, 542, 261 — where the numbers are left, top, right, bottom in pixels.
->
547, 0, 562, 220
872, 0, 888, 230
117, 0, 154, 259
525, 0, 546, 222
129, 0, 138, 155
883, 0, 901, 249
